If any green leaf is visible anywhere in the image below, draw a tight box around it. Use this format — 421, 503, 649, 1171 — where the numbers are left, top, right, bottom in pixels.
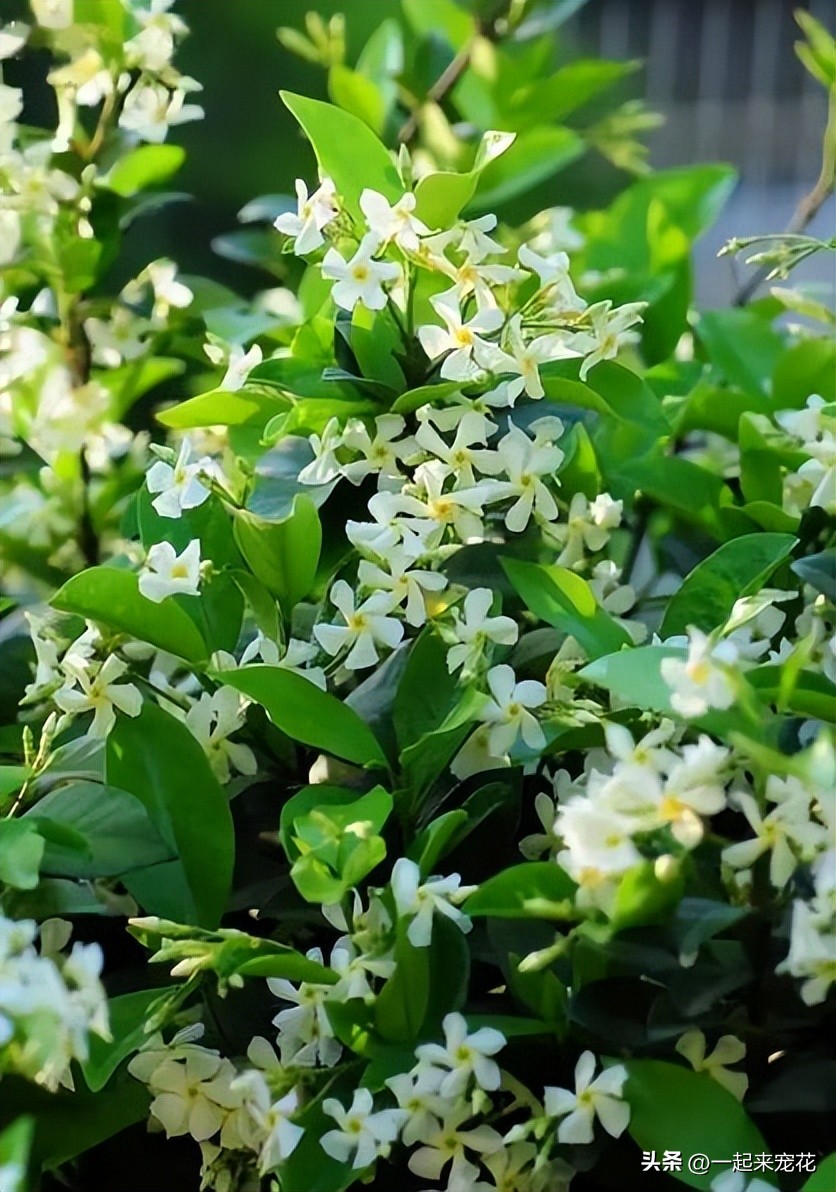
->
394, 629, 461, 751
464, 862, 577, 919
508, 58, 639, 126
772, 338, 836, 406
660, 533, 797, 637
374, 922, 430, 1043
52, 567, 207, 665
611, 860, 685, 930
402, 0, 474, 49
280, 91, 401, 215
0, 1075, 149, 1172
216, 665, 387, 768
624, 1060, 774, 1190
0, 1117, 33, 1192
107, 701, 234, 928
0, 820, 44, 889
105, 144, 185, 196
697, 308, 785, 397
280, 784, 391, 863
328, 65, 386, 134
408, 810, 469, 876
802, 1153, 836, 1192
157, 388, 284, 430
502, 559, 632, 659
469, 125, 583, 212
792, 550, 836, 601
81, 988, 169, 1092
25, 782, 172, 878
0, 765, 29, 801
233, 496, 321, 610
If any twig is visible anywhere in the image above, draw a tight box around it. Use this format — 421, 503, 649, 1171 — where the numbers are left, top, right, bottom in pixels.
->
734, 90, 836, 306
397, 43, 473, 146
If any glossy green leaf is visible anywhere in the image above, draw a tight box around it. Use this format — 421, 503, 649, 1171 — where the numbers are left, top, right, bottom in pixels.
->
0, 820, 44, 889
624, 1060, 774, 1190
81, 988, 170, 1092
107, 701, 234, 929
157, 388, 284, 430
105, 144, 185, 196
52, 567, 207, 664
216, 665, 387, 768
281, 91, 401, 214
464, 862, 577, 919
502, 558, 632, 659
660, 533, 797, 637
233, 495, 321, 610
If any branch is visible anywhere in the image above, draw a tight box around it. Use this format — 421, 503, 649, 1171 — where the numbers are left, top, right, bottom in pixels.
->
734, 89, 836, 305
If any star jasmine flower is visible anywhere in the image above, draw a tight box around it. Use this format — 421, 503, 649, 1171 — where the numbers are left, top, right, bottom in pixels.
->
360, 188, 432, 251
390, 858, 475, 948
415, 409, 493, 489
233, 1067, 304, 1173
414, 1012, 506, 1097
54, 655, 142, 738
118, 79, 204, 144
675, 1030, 748, 1101
268, 948, 343, 1068
384, 1071, 450, 1147
518, 244, 586, 313
208, 342, 263, 392
407, 459, 488, 545
346, 491, 429, 561
321, 232, 400, 312
238, 634, 326, 689
418, 292, 503, 381
341, 413, 418, 486
407, 1104, 501, 1189
473, 424, 563, 533
544, 1051, 630, 1145
274, 176, 339, 254
457, 213, 505, 262
478, 664, 547, 756
146, 438, 213, 518
298, 416, 344, 486
722, 791, 826, 888
357, 552, 447, 627
314, 580, 403, 670
567, 300, 645, 380
144, 1051, 241, 1142
445, 587, 518, 674
480, 313, 562, 401
554, 491, 623, 568
138, 539, 202, 603
555, 800, 642, 877
182, 687, 257, 782
438, 257, 525, 310
776, 898, 836, 1005
321, 1088, 406, 1171
661, 628, 739, 718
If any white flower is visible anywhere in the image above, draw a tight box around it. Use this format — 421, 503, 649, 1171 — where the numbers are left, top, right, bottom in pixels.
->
556, 801, 641, 877
775, 394, 830, 444
777, 898, 836, 1005
479, 664, 547, 755
321, 1088, 405, 1171
415, 409, 492, 489
480, 313, 562, 401
446, 587, 518, 674
661, 628, 739, 718
566, 300, 645, 380
384, 1071, 449, 1147
298, 416, 343, 486
146, 439, 213, 518
473, 423, 563, 533
139, 539, 202, 603
119, 80, 204, 143
407, 1104, 501, 1189
144, 1051, 241, 1142
357, 552, 447, 628
675, 1030, 748, 1101
418, 292, 503, 381
31, 0, 72, 29
390, 857, 475, 948
341, 414, 417, 487
275, 177, 339, 254
321, 232, 400, 311
360, 188, 431, 251
722, 791, 827, 888
183, 687, 256, 782
544, 1051, 629, 1145
314, 579, 403, 670
458, 214, 504, 262
54, 655, 142, 738
555, 491, 623, 568
518, 244, 585, 313
414, 1012, 506, 1098
216, 343, 263, 391
143, 259, 193, 319
233, 1067, 304, 1173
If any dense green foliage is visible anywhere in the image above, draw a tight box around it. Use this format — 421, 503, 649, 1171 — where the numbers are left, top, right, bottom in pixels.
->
0, 2, 834, 1191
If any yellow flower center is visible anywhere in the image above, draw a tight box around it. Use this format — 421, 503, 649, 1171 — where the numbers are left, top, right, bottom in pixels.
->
352, 263, 370, 282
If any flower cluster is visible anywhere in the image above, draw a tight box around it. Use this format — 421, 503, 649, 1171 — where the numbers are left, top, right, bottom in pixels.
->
0, 914, 109, 1091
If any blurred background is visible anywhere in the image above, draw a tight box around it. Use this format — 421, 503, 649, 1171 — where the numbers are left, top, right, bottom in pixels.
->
8, 0, 836, 306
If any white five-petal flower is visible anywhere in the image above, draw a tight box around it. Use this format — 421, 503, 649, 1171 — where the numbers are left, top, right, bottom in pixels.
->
543, 1051, 630, 1145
